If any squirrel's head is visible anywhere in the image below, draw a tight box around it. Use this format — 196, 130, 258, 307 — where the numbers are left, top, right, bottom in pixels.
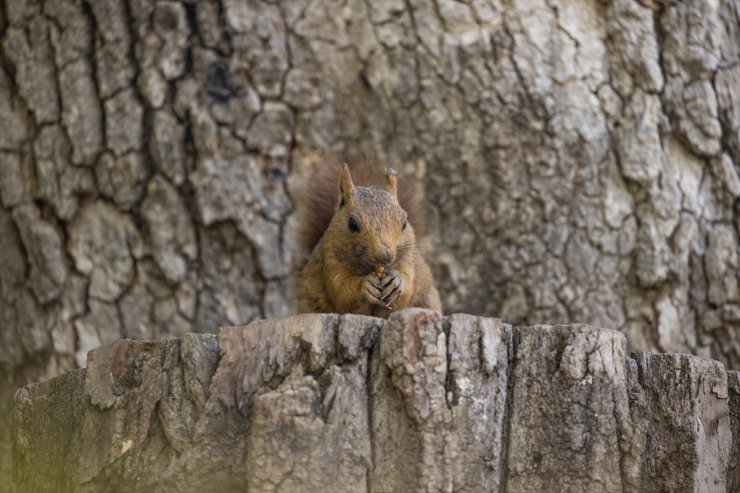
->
327, 164, 415, 273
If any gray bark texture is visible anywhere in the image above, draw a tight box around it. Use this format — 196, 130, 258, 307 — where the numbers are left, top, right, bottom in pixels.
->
12, 310, 740, 492
1, 0, 740, 490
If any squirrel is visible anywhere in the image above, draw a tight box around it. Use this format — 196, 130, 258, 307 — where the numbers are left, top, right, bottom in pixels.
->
295, 161, 442, 317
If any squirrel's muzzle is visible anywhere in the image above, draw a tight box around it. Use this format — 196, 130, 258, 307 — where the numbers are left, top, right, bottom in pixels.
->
371, 244, 393, 266
354, 243, 395, 269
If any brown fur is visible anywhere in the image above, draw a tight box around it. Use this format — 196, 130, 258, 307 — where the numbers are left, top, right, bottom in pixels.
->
295, 161, 441, 317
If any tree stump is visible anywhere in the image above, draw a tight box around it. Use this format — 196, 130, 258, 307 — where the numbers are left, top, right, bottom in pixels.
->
13, 310, 739, 492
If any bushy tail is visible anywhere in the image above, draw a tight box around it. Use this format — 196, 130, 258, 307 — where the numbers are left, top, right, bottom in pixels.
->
294, 158, 426, 257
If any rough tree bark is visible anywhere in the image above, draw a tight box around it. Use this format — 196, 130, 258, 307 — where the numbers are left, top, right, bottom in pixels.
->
13, 310, 740, 492
1, 0, 739, 491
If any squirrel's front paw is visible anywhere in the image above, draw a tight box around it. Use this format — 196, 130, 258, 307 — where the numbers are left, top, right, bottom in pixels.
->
362, 274, 386, 307
379, 270, 403, 307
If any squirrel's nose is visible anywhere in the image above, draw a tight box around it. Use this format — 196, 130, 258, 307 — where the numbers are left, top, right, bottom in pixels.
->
377, 244, 393, 264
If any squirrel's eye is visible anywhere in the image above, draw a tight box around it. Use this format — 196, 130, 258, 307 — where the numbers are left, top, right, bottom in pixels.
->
402, 220, 408, 231
348, 217, 360, 233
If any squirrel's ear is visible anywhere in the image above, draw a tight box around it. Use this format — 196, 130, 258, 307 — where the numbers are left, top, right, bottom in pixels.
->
338, 164, 355, 207
383, 168, 398, 198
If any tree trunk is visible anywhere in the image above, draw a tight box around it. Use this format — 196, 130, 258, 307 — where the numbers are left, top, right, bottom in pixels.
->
1, 0, 739, 490
12, 310, 739, 492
